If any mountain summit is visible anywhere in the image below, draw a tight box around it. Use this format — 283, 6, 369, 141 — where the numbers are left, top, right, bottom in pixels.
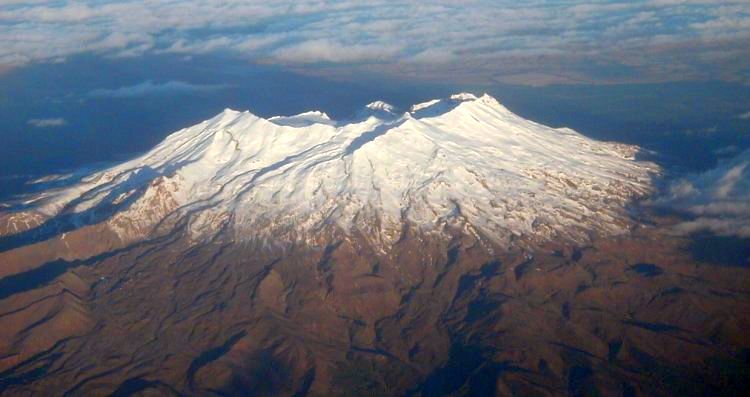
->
2, 93, 656, 252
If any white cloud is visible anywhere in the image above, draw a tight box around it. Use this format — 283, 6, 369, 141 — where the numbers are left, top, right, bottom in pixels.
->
656, 149, 750, 237
85, 80, 233, 99
272, 39, 403, 64
738, 110, 750, 120
407, 48, 457, 64
27, 118, 67, 127
1, 1, 749, 84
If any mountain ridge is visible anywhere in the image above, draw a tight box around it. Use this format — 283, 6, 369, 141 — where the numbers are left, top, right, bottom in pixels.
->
1, 93, 657, 256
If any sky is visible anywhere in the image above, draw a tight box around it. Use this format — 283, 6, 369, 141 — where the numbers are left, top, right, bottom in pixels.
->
0, 1, 749, 240
1, 0, 749, 85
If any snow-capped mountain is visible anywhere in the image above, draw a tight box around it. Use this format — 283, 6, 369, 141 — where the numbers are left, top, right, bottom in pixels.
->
1, 93, 657, 251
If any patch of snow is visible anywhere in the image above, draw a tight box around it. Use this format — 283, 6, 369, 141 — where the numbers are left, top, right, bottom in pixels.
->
450, 92, 478, 101
365, 101, 396, 113
269, 111, 335, 127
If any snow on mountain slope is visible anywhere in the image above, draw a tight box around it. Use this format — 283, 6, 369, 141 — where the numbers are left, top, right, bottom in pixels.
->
1, 93, 658, 249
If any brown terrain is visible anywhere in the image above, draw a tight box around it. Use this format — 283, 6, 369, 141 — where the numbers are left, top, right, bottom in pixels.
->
0, 211, 749, 396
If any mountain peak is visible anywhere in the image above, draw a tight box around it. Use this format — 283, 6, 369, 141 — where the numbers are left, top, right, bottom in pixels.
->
450, 92, 479, 101
356, 100, 398, 120
269, 111, 335, 127
408, 92, 502, 119
3, 95, 658, 251
365, 100, 396, 113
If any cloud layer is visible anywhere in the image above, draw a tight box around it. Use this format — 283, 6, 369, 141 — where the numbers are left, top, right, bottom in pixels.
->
85, 80, 232, 99
658, 149, 750, 238
27, 118, 67, 127
1, 1, 749, 84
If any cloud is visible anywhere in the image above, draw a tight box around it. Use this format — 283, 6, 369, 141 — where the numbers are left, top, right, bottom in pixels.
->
272, 39, 403, 64
739, 110, 750, 120
85, 80, 232, 99
656, 149, 750, 237
27, 118, 66, 127
1, 1, 749, 84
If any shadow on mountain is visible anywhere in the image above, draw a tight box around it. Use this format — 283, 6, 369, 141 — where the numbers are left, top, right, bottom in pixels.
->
628, 263, 664, 277
0, 351, 61, 394
3, 167, 107, 211
411, 99, 463, 119
343, 120, 406, 156
409, 343, 530, 396
689, 232, 750, 267
624, 346, 750, 396
187, 331, 247, 390
194, 348, 296, 396
0, 259, 72, 300
622, 320, 683, 333
0, 219, 184, 301
0, 167, 160, 254
110, 378, 181, 397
